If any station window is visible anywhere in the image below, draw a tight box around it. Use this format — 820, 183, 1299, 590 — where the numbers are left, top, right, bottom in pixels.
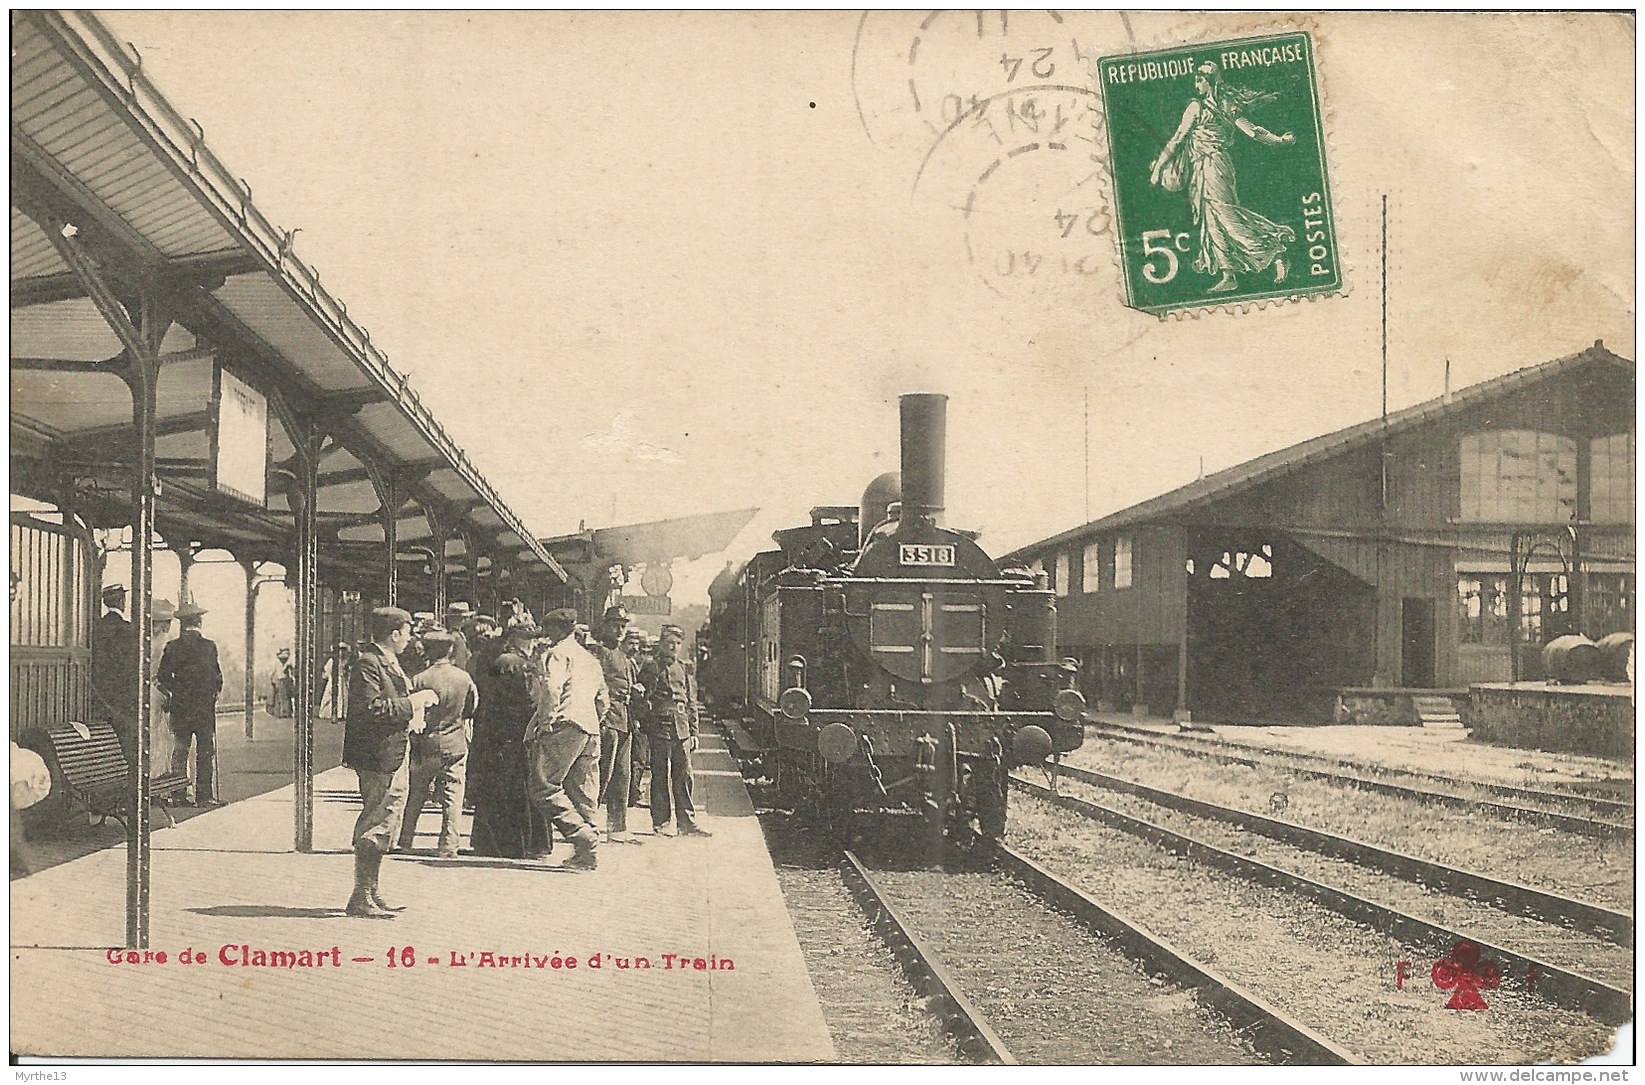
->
1458, 573, 1572, 645
1082, 541, 1101, 593
1585, 572, 1634, 640
1054, 552, 1070, 598
1113, 536, 1133, 589
1456, 576, 1510, 645
1458, 430, 1577, 523
1589, 434, 1635, 524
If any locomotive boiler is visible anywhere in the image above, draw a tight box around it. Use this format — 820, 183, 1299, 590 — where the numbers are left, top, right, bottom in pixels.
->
705, 394, 1085, 857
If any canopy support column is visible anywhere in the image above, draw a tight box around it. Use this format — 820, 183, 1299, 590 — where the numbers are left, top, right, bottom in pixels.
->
38, 211, 170, 948
291, 422, 321, 852
241, 559, 259, 739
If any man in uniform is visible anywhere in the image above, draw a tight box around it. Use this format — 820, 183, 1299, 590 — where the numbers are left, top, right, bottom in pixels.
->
343, 606, 439, 918
638, 625, 711, 837
523, 608, 604, 870
156, 602, 224, 806
589, 606, 643, 845
623, 629, 651, 808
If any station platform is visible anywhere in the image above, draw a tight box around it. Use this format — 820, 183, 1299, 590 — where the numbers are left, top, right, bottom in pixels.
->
10, 732, 835, 1062
1085, 711, 1633, 791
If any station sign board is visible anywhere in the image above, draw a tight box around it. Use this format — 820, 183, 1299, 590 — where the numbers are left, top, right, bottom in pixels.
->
620, 594, 671, 616
210, 364, 269, 507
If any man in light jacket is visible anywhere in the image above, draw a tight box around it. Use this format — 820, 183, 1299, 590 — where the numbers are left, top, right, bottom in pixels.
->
523, 608, 606, 871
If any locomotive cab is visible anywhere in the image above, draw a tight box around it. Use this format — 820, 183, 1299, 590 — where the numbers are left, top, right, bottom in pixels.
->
706, 392, 1085, 859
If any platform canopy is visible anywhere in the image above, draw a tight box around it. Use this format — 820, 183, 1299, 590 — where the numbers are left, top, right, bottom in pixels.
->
10, 10, 565, 599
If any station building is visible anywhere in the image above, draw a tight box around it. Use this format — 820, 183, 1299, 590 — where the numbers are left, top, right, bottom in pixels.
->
1008, 344, 1635, 725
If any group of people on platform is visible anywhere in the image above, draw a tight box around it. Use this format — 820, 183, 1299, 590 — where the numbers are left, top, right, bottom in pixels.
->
341, 600, 710, 920
91, 583, 225, 807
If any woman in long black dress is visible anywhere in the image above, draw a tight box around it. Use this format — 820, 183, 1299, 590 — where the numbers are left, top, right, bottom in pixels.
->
467, 623, 549, 857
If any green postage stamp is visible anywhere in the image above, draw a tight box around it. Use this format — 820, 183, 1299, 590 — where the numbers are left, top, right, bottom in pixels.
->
1096, 32, 1341, 315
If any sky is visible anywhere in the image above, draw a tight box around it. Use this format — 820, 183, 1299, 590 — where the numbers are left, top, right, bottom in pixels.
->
97, 10, 1635, 610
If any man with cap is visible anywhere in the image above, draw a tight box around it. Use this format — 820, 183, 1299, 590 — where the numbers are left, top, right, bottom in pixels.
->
638, 624, 710, 837
397, 629, 478, 858
343, 606, 440, 918
156, 602, 224, 806
590, 605, 643, 845
468, 620, 545, 858
445, 602, 474, 669
624, 629, 652, 808
523, 608, 606, 870
92, 583, 138, 761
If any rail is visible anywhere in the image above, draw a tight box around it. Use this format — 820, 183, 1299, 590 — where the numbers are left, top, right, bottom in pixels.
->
1013, 778, 1633, 1024
839, 851, 1016, 1064
1049, 762, 1634, 945
996, 845, 1359, 1065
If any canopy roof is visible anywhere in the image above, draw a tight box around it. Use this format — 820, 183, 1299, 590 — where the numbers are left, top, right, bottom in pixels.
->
10, 10, 564, 588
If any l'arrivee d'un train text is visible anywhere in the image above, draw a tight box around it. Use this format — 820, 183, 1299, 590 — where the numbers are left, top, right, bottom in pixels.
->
107, 945, 734, 971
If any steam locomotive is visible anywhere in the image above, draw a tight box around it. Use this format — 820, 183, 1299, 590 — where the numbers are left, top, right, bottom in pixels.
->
703, 394, 1085, 856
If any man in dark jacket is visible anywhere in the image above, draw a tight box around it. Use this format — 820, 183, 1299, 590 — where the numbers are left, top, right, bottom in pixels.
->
92, 583, 137, 762
343, 606, 439, 919
156, 602, 224, 805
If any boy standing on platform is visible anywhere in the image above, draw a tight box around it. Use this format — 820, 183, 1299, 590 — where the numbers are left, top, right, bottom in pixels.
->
398, 630, 479, 858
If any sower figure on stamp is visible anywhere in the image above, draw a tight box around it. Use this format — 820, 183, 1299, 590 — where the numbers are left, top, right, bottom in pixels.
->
156, 603, 224, 806
343, 606, 439, 918
590, 605, 644, 846
523, 608, 605, 870
639, 624, 710, 837
398, 630, 478, 858
1150, 61, 1296, 293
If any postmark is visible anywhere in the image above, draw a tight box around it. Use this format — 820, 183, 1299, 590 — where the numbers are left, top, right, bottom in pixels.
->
1096, 31, 1342, 315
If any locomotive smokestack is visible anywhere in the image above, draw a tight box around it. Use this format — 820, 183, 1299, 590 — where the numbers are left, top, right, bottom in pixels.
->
899, 393, 947, 529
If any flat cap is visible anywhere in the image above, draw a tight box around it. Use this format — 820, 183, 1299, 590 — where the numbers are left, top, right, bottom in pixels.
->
660, 624, 685, 639
543, 607, 580, 628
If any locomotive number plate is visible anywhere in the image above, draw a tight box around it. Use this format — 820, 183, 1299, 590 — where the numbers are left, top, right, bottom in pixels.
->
898, 543, 955, 567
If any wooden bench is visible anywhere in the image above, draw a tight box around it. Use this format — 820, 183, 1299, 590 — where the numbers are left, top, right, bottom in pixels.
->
42, 723, 193, 830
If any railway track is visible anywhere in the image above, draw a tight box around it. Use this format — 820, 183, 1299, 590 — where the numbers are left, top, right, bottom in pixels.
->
1044, 761, 1634, 945
838, 848, 1357, 1065
1011, 777, 1633, 1025
1087, 719, 1633, 820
